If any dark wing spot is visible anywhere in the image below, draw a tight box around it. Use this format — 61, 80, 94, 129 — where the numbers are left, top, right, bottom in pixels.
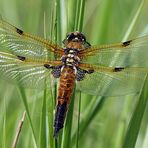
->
87, 69, 94, 74
44, 64, 51, 69
17, 55, 26, 61
16, 27, 23, 35
122, 40, 132, 47
113, 67, 124, 72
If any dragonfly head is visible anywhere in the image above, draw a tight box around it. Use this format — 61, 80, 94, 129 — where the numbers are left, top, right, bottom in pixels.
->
63, 31, 86, 44
63, 31, 91, 49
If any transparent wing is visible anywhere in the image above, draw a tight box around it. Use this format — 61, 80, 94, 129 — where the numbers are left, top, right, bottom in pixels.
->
80, 36, 148, 67
77, 63, 148, 96
0, 51, 62, 88
0, 18, 64, 60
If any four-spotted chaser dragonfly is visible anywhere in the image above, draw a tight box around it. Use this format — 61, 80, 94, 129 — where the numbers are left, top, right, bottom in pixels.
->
0, 18, 148, 137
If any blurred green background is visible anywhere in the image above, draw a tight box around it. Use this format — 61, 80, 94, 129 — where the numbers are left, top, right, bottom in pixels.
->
0, 0, 148, 148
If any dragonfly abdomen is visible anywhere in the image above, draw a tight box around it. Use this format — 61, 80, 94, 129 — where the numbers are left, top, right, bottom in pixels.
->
54, 66, 76, 137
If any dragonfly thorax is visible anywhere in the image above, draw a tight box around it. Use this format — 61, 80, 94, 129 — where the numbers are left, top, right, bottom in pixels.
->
62, 48, 80, 67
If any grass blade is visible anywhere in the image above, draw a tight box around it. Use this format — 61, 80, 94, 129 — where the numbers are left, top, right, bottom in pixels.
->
122, 0, 145, 41
17, 86, 37, 147
12, 111, 26, 148
61, 88, 75, 148
71, 96, 106, 143
122, 75, 148, 148
76, 92, 81, 148
62, 0, 86, 147
60, 0, 86, 147
2, 95, 6, 148
39, 89, 47, 148
74, 0, 85, 31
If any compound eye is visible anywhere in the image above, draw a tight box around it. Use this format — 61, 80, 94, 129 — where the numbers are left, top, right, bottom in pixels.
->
67, 33, 75, 40
81, 34, 86, 42
81, 36, 86, 42
77, 33, 86, 42
66, 32, 71, 38
65, 32, 87, 42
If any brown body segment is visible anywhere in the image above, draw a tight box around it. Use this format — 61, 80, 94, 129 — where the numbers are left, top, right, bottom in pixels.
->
58, 67, 76, 104
54, 66, 76, 137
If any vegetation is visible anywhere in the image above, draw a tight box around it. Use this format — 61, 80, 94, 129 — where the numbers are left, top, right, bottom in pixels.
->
0, 0, 148, 148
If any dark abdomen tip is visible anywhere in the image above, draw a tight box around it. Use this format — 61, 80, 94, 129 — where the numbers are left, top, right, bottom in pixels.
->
53, 102, 67, 137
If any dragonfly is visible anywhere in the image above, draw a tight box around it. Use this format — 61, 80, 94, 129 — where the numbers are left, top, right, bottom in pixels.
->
0, 18, 148, 137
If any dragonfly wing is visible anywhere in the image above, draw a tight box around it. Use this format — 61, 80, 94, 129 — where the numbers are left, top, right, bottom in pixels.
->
0, 18, 64, 60
77, 64, 148, 96
80, 36, 148, 67
0, 51, 62, 89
